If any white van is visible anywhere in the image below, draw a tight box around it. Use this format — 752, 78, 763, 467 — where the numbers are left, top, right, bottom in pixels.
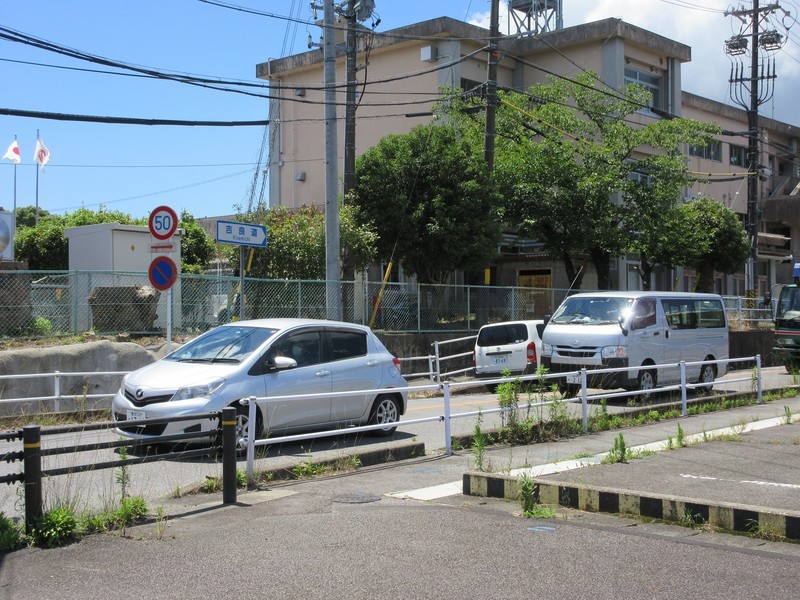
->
540, 291, 728, 395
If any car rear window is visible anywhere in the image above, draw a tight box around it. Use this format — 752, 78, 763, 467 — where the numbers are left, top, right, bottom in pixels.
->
477, 324, 528, 347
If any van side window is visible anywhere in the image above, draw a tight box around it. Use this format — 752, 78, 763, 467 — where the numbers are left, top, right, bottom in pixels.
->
632, 299, 657, 329
660, 299, 726, 329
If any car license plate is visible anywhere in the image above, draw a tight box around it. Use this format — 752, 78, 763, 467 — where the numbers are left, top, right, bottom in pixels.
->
491, 357, 508, 366
566, 372, 581, 384
127, 409, 147, 421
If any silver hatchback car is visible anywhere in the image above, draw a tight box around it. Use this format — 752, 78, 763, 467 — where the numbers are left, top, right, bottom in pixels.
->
112, 318, 408, 442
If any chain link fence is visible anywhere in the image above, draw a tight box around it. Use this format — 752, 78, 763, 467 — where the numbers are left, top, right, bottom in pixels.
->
0, 269, 774, 338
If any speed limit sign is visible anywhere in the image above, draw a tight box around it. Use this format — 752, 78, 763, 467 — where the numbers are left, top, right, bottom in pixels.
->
148, 205, 178, 241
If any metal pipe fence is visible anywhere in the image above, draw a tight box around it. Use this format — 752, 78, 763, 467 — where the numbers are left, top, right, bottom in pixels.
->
236, 355, 763, 484
0, 269, 774, 337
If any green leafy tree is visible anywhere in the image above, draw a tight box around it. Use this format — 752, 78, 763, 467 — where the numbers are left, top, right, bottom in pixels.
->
13, 205, 51, 228
239, 204, 378, 280
443, 74, 719, 289
179, 210, 215, 274
673, 197, 750, 292
353, 123, 502, 284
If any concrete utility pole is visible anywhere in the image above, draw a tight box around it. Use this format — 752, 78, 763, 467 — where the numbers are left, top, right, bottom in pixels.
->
484, 0, 500, 171
323, 0, 342, 320
344, 5, 357, 196
725, 0, 789, 294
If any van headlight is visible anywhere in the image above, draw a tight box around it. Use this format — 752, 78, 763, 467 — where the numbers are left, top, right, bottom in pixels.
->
601, 346, 627, 359
541, 343, 553, 357
170, 377, 225, 402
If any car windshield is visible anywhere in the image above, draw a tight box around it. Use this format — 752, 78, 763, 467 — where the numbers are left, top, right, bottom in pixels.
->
166, 326, 278, 363
550, 297, 633, 325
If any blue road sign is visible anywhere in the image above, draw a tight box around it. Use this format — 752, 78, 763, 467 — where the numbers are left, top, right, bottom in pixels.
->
216, 220, 267, 247
149, 255, 178, 291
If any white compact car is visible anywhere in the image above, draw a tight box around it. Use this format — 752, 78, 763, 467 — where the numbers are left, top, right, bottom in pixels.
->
473, 320, 544, 391
112, 318, 408, 442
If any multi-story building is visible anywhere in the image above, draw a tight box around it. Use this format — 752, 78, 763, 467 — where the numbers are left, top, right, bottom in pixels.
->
257, 13, 799, 299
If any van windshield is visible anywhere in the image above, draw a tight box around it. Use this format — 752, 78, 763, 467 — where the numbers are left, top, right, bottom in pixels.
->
550, 297, 632, 325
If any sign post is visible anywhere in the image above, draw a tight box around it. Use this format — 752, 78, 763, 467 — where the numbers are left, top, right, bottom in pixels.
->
149, 205, 179, 351
215, 220, 268, 321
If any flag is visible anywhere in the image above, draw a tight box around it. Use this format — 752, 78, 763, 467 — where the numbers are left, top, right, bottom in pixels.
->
34, 137, 50, 171
2, 140, 20, 164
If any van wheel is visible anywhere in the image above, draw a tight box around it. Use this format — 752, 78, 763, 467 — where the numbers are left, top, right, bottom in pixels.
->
697, 363, 715, 393
369, 395, 399, 437
637, 368, 657, 397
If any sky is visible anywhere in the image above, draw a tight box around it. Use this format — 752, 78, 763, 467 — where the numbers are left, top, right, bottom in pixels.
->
1, 0, 799, 222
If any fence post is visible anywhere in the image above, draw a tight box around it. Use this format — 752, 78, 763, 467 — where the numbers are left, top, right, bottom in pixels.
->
23, 425, 43, 532
756, 354, 763, 404
54, 371, 61, 413
433, 341, 442, 384
443, 382, 452, 455
580, 369, 588, 433
221, 407, 237, 504
680, 361, 687, 417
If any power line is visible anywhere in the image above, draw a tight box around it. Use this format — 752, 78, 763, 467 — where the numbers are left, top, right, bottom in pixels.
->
0, 107, 269, 126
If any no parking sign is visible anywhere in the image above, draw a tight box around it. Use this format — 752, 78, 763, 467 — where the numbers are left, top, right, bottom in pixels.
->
148, 255, 178, 291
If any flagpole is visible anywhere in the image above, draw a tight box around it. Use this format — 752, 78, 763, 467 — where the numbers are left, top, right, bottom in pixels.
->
35, 129, 39, 226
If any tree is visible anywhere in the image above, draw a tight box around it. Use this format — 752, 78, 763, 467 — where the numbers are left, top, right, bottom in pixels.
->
240, 204, 378, 280
443, 74, 720, 289
353, 123, 502, 284
14, 205, 51, 229
674, 197, 750, 293
179, 211, 215, 274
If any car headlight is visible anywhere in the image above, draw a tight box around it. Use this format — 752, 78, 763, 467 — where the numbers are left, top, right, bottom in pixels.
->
541, 343, 553, 357
601, 345, 628, 359
170, 377, 226, 402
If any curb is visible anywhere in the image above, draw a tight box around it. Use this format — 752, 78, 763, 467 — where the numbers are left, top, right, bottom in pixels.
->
462, 471, 800, 540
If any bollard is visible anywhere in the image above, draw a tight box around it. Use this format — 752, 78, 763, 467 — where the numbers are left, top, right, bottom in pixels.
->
221, 407, 237, 504
23, 425, 43, 532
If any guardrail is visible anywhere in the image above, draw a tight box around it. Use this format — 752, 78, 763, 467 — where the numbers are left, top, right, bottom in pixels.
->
235, 355, 764, 485
0, 370, 128, 412
0, 408, 239, 531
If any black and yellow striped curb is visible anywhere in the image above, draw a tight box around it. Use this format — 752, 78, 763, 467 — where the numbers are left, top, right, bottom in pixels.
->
462, 471, 800, 540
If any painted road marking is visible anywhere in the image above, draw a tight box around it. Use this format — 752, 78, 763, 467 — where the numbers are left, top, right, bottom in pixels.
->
388, 414, 794, 501
680, 473, 800, 490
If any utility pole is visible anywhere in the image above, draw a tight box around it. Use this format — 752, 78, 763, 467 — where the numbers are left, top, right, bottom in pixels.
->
725, 1, 790, 294
323, 0, 342, 320
344, 5, 357, 196
484, 0, 500, 171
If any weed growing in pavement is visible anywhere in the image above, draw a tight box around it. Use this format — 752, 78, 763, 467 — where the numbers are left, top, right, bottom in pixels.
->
471, 416, 488, 472
153, 506, 168, 540
666, 436, 674, 450
746, 519, 784, 542
676, 423, 686, 448
116, 496, 148, 536
291, 461, 328, 478
603, 433, 628, 464
116, 442, 131, 500
30, 506, 78, 548
678, 509, 706, 529
518, 473, 556, 518
784, 405, 793, 425
0, 511, 22, 553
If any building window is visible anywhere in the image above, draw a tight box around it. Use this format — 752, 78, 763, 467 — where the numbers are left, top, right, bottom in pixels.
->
688, 141, 722, 162
729, 144, 748, 167
624, 67, 662, 113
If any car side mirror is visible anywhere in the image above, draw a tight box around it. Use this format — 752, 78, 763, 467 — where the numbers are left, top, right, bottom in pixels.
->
269, 356, 297, 371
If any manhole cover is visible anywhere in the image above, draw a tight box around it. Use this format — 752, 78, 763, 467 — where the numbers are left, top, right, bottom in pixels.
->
332, 492, 382, 504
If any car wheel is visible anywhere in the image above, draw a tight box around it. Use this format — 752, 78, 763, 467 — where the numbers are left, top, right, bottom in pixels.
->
233, 404, 260, 450
637, 368, 657, 398
369, 395, 400, 437
558, 382, 581, 398
697, 363, 715, 392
